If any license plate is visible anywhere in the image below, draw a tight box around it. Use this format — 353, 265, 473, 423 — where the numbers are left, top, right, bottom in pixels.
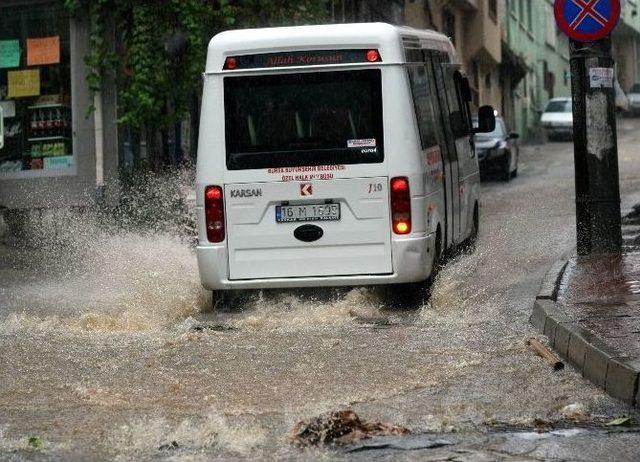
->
276, 203, 341, 223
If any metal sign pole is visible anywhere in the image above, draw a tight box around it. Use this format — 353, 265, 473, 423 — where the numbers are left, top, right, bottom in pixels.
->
570, 37, 622, 255
556, 0, 622, 255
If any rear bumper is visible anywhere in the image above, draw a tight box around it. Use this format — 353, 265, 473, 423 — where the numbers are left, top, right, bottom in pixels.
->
627, 103, 640, 115
544, 126, 573, 138
197, 233, 436, 290
478, 151, 507, 170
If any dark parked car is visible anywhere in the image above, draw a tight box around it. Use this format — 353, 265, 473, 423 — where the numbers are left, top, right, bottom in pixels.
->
474, 116, 520, 182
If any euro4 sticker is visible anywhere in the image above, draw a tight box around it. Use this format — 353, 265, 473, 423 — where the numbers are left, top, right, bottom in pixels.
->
347, 139, 376, 148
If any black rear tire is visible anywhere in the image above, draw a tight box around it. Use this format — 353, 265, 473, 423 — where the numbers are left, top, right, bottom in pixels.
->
202, 290, 231, 313
502, 153, 512, 182
385, 282, 428, 309
383, 231, 441, 310
462, 205, 479, 252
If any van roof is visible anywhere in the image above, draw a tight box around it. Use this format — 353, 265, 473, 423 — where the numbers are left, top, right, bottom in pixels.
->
206, 23, 455, 73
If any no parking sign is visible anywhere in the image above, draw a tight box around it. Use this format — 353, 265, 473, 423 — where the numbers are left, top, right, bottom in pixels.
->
555, 0, 621, 42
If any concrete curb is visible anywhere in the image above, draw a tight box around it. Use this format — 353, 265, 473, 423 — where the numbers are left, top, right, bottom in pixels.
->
531, 259, 640, 406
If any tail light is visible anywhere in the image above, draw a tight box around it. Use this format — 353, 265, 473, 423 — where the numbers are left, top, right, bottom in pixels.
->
390, 177, 411, 235
366, 49, 381, 62
223, 57, 238, 70
205, 186, 225, 243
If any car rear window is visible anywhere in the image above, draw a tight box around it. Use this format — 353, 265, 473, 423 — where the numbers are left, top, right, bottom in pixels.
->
545, 100, 572, 113
224, 70, 384, 170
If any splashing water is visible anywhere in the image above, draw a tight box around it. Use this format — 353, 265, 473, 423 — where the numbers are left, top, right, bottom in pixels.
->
0, 170, 205, 334
0, 165, 498, 336
109, 413, 266, 457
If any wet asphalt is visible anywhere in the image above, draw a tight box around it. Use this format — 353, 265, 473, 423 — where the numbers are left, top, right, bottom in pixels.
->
2, 119, 640, 460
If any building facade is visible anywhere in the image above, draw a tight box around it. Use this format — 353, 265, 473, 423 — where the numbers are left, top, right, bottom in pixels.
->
613, 0, 640, 92
503, 0, 640, 142
2, 0, 638, 211
404, 0, 505, 110
501, 0, 571, 142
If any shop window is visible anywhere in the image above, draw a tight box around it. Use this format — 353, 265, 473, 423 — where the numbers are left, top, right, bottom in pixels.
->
485, 73, 492, 90
0, 3, 74, 179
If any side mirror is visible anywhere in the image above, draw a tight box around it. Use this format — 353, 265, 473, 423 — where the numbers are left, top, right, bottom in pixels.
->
508, 132, 520, 140
474, 106, 496, 134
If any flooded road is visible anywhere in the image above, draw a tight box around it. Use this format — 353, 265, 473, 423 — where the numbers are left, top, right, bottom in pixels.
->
2, 119, 640, 460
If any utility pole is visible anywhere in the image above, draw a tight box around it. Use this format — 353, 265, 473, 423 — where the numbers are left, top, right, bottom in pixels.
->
555, 0, 622, 256
570, 38, 622, 255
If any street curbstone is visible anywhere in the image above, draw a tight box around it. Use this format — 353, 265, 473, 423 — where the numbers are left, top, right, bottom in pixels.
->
538, 260, 568, 300
532, 256, 640, 408
553, 322, 573, 358
530, 300, 547, 332
567, 331, 588, 371
583, 346, 610, 388
543, 310, 559, 340
606, 357, 640, 405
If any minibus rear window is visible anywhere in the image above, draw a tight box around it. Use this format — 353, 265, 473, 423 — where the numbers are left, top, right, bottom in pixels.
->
224, 70, 384, 170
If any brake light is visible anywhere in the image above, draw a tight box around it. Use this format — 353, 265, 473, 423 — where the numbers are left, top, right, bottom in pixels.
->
205, 186, 225, 243
390, 177, 411, 235
366, 49, 381, 62
224, 57, 237, 70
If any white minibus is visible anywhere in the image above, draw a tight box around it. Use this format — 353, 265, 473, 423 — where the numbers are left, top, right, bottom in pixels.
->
196, 23, 495, 305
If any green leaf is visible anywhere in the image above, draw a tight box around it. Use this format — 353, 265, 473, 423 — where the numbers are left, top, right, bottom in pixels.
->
606, 416, 637, 427
28, 436, 43, 449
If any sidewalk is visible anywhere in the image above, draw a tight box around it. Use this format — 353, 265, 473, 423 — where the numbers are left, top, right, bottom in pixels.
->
532, 212, 640, 407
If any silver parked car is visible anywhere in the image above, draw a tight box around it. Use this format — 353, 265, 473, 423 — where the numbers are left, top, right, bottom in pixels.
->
540, 98, 573, 141
627, 83, 640, 116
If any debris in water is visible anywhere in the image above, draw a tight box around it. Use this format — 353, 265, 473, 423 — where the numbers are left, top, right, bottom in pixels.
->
532, 418, 555, 433
606, 416, 637, 427
560, 403, 591, 422
158, 440, 180, 451
348, 309, 394, 327
526, 338, 564, 371
344, 435, 453, 453
190, 323, 237, 333
291, 410, 410, 447
27, 436, 43, 450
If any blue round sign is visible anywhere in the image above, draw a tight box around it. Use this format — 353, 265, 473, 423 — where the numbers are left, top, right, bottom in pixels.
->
555, 0, 621, 42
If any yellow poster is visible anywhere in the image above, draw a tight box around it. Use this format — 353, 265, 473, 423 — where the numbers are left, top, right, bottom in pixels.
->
7, 69, 40, 98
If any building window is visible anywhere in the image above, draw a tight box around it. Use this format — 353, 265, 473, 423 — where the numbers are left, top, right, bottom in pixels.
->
526, 0, 533, 31
443, 9, 456, 46
471, 61, 480, 107
519, 0, 525, 23
489, 0, 498, 23
0, 3, 74, 179
485, 72, 492, 91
